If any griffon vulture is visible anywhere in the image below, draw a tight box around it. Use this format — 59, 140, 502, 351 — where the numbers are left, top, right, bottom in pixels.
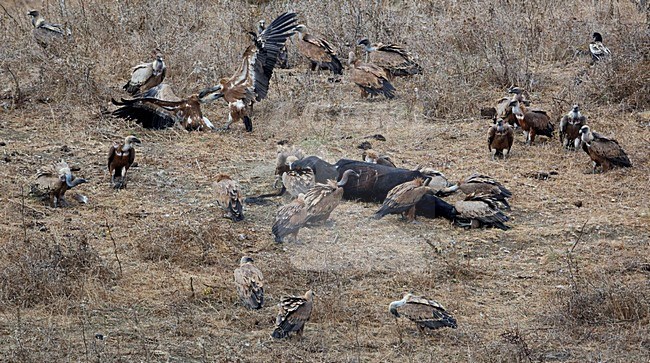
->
373, 178, 432, 222
293, 24, 343, 75
199, 12, 298, 132
282, 156, 316, 198
509, 100, 554, 144
233, 256, 264, 309
579, 125, 631, 172
590, 32, 611, 62
272, 193, 308, 243
495, 86, 531, 120
272, 290, 314, 339
27, 10, 70, 48
442, 174, 512, 210
357, 38, 422, 78
559, 105, 586, 150
107, 135, 141, 189
389, 293, 457, 331
112, 84, 215, 131
348, 52, 396, 99
304, 169, 357, 224
31, 160, 87, 208
123, 51, 166, 95
488, 119, 514, 159
214, 174, 244, 222
453, 193, 510, 230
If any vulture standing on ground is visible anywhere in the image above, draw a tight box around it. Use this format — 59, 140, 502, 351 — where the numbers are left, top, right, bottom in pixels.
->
282, 156, 316, 199
214, 174, 244, 222
304, 169, 358, 224
107, 135, 141, 189
233, 256, 264, 309
274, 144, 305, 187
357, 38, 422, 78
443, 174, 512, 209
559, 105, 587, 150
199, 12, 298, 132
389, 293, 457, 331
31, 160, 87, 208
123, 51, 166, 95
293, 24, 343, 75
590, 32, 611, 62
27, 10, 69, 47
509, 100, 554, 144
348, 52, 396, 99
272, 194, 309, 242
373, 178, 431, 222
453, 193, 510, 230
272, 290, 314, 339
112, 84, 215, 131
579, 125, 631, 172
495, 86, 530, 120
488, 118, 514, 159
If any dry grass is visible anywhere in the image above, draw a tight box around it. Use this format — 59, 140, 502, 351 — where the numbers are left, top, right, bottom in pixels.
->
1, 0, 649, 362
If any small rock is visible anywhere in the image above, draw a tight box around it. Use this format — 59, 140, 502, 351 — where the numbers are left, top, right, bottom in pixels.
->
0, 141, 6, 146
573, 200, 583, 208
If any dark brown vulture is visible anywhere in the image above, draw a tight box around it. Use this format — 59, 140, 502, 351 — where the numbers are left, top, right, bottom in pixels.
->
453, 193, 510, 230
272, 194, 308, 243
590, 32, 611, 62
31, 160, 87, 208
272, 290, 314, 339
580, 125, 631, 172
389, 293, 457, 331
559, 105, 587, 150
112, 84, 215, 131
488, 118, 514, 159
233, 256, 264, 309
509, 100, 554, 144
357, 38, 422, 78
373, 178, 432, 222
214, 174, 244, 222
27, 10, 69, 48
199, 12, 298, 132
123, 51, 166, 95
348, 52, 396, 99
282, 156, 316, 199
443, 174, 512, 210
293, 24, 343, 75
304, 169, 357, 224
107, 135, 141, 189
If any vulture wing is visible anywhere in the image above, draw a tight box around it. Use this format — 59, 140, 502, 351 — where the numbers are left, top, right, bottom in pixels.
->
216, 179, 244, 222
234, 263, 264, 309
398, 296, 457, 329
488, 125, 497, 151
124, 63, 154, 95
111, 97, 181, 129
272, 293, 313, 338
304, 181, 343, 223
272, 197, 308, 242
373, 179, 426, 219
107, 144, 117, 170
591, 135, 632, 168
372, 44, 422, 76
282, 168, 316, 198
454, 195, 510, 230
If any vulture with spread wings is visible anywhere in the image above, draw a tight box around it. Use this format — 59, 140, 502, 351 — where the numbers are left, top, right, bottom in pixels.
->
199, 12, 298, 132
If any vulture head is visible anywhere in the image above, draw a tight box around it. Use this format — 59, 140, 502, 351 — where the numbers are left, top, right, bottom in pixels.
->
285, 155, 299, 169
294, 24, 307, 34
495, 118, 506, 132
507, 86, 523, 95
124, 135, 141, 148
569, 105, 581, 120
592, 32, 603, 42
364, 149, 379, 163
63, 173, 87, 188
198, 83, 225, 103
27, 10, 43, 27
388, 293, 412, 316
240, 256, 254, 265
509, 100, 524, 120
257, 20, 266, 33
357, 38, 375, 52
579, 125, 593, 145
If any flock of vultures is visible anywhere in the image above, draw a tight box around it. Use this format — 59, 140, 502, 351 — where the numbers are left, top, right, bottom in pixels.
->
26, 9, 632, 339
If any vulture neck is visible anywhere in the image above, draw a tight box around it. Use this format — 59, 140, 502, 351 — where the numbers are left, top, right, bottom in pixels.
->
33, 16, 46, 28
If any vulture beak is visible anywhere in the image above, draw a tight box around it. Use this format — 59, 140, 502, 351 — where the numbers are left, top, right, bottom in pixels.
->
572, 105, 579, 112
132, 137, 142, 144
357, 38, 369, 46
27, 10, 38, 17
198, 85, 224, 102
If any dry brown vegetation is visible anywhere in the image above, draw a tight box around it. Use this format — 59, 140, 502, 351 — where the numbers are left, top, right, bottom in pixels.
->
1, 0, 649, 362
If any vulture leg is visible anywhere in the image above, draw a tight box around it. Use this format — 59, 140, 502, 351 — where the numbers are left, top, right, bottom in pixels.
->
50, 194, 57, 208
310, 61, 318, 71
573, 138, 581, 149
223, 113, 235, 130
405, 205, 417, 223
529, 129, 537, 145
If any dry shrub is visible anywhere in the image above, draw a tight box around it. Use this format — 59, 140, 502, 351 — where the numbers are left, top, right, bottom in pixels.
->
0, 232, 116, 309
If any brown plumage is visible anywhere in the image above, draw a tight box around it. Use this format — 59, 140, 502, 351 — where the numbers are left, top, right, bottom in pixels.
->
112, 84, 215, 131
27, 10, 69, 48
488, 119, 514, 159
304, 169, 357, 224
107, 135, 140, 189
363, 149, 396, 167
357, 38, 422, 78
233, 256, 264, 309
215, 174, 244, 222
294, 25, 343, 75
123, 51, 166, 95
559, 105, 587, 150
348, 52, 396, 99
272, 290, 314, 339
199, 13, 297, 131
274, 144, 305, 188
31, 160, 87, 208
453, 193, 510, 230
510, 100, 554, 144
497, 86, 531, 120
282, 156, 316, 199
389, 293, 457, 331
580, 125, 632, 172
373, 178, 431, 222
444, 174, 512, 210
272, 194, 308, 243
